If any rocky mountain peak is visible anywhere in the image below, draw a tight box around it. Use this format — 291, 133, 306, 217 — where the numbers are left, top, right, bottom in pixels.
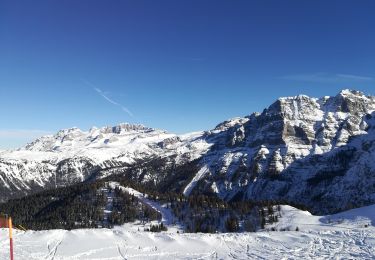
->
99, 123, 153, 134
338, 89, 364, 97
213, 117, 249, 132
2, 90, 375, 215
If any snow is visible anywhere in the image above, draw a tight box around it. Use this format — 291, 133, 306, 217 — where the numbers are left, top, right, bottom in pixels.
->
0, 124, 210, 165
183, 164, 210, 196
109, 182, 179, 227
1, 204, 375, 259
2, 91, 375, 207
0, 124, 211, 199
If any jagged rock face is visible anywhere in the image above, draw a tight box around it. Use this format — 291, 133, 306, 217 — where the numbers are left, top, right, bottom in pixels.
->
1, 90, 375, 214
183, 90, 375, 214
0, 159, 56, 202
56, 157, 99, 185
245, 112, 375, 214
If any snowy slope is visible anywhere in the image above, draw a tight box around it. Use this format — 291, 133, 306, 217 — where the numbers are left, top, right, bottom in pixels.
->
1, 204, 375, 259
109, 182, 179, 227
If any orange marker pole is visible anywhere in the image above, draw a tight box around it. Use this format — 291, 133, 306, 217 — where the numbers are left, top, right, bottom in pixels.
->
8, 217, 14, 260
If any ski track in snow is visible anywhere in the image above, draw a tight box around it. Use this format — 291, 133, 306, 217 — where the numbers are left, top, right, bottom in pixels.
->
1, 204, 375, 259
109, 182, 178, 226
183, 164, 210, 197
1, 227, 374, 259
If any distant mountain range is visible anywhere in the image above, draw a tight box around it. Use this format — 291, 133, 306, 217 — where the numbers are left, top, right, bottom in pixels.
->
1, 89, 375, 214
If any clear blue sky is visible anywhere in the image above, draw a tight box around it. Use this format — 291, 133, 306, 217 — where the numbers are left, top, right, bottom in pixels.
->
0, 0, 374, 149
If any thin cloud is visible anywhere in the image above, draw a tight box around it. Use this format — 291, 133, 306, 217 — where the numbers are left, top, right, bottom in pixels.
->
81, 79, 134, 117
336, 74, 373, 81
0, 129, 53, 138
282, 73, 373, 83
94, 88, 134, 117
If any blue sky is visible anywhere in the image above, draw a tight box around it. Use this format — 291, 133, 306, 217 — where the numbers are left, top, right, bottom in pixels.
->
0, 0, 374, 149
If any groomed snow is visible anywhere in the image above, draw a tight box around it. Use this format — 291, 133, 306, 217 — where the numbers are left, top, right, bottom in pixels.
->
1, 205, 375, 259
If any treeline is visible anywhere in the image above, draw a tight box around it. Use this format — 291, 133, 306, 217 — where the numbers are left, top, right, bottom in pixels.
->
111, 176, 284, 233
0, 168, 290, 232
108, 187, 161, 227
146, 223, 167, 232
0, 180, 161, 230
171, 195, 282, 233
0, 181, 105, 230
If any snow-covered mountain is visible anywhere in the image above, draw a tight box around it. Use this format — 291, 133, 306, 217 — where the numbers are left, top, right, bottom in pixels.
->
185, 89, 375, 214
1, 89, 375, 214
0, 123, 210, 200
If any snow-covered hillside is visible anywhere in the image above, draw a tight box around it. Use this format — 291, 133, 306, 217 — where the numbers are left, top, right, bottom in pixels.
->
1, 204, 374, 259
1, 90, 375, 215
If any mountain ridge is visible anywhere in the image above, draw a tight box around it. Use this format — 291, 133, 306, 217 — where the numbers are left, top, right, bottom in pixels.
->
1, 89, 375, 215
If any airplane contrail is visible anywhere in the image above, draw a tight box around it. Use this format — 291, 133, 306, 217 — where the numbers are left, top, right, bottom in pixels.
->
81, 79, 134, 117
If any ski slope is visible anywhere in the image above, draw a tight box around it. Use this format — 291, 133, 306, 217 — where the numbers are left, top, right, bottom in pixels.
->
108, 182, 179, 227
1, 204, 375, 259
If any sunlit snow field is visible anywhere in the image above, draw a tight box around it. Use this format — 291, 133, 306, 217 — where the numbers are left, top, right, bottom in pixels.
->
1, 205, 375, 259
